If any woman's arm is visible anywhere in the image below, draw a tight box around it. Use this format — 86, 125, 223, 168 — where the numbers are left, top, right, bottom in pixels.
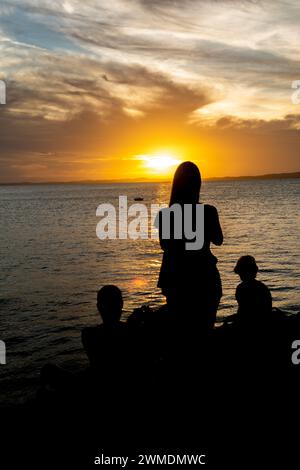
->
209, 205, 223, 246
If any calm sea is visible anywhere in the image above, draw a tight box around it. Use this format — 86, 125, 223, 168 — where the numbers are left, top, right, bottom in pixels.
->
0, 179, 299, 404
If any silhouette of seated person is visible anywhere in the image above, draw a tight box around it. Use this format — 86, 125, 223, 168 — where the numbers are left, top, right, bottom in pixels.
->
127, 304, 173, 376
81, 285, 129, 377
216, 256, 274, 387
234, 256, 272, 326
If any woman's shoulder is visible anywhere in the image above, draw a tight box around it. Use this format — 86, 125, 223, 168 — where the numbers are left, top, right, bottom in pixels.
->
203, 203, 218, 211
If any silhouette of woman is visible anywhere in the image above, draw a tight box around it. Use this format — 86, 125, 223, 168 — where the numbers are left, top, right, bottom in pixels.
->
157, 162, 223, 330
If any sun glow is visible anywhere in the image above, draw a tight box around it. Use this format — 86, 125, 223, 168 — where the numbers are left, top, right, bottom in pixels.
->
136, 151, 182, 175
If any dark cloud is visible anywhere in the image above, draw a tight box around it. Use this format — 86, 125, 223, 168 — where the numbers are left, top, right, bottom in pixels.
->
0, 61, 211, 156
215, 114, 300, 132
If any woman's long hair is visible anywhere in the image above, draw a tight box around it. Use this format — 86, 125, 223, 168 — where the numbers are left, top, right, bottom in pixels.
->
169, 161, 201, 206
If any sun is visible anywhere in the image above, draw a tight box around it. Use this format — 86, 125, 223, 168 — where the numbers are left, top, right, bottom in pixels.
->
136, 150, 182, 175
145, 155, 181, 170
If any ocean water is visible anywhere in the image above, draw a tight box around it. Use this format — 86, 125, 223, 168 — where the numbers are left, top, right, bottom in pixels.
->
0, 179, 299, 405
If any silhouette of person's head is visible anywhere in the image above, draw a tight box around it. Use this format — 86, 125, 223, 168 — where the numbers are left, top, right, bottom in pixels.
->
97, 285, 123, 324
234, 255, 258, 282
170, 161, 201, 206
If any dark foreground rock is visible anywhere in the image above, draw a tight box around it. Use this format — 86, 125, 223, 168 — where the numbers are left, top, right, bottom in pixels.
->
2, 309, 300, 467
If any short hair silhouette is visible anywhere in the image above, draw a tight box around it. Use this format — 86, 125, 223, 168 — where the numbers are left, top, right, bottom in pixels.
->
169, 161, 201, 206
234, 255, 272, 320
234, 255, 258, 281
97, 285, 123, 324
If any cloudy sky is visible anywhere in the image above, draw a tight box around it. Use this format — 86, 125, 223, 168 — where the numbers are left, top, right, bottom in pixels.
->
0, 0, 300, 182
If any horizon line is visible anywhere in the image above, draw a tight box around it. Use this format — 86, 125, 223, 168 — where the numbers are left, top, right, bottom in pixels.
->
0, 171, 299, 186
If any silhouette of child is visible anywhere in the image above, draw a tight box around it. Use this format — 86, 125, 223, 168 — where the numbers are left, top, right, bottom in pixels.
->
234, 256, 272, 323
81, 285, 129, 371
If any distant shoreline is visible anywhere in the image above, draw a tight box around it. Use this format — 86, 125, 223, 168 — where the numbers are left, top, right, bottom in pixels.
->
0, 171, 299, 186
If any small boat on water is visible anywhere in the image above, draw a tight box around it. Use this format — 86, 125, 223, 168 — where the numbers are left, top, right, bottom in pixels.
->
134, 197, 144, 201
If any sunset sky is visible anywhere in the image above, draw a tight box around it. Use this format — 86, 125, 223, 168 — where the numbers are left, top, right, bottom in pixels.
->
0, 0, 300, 182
